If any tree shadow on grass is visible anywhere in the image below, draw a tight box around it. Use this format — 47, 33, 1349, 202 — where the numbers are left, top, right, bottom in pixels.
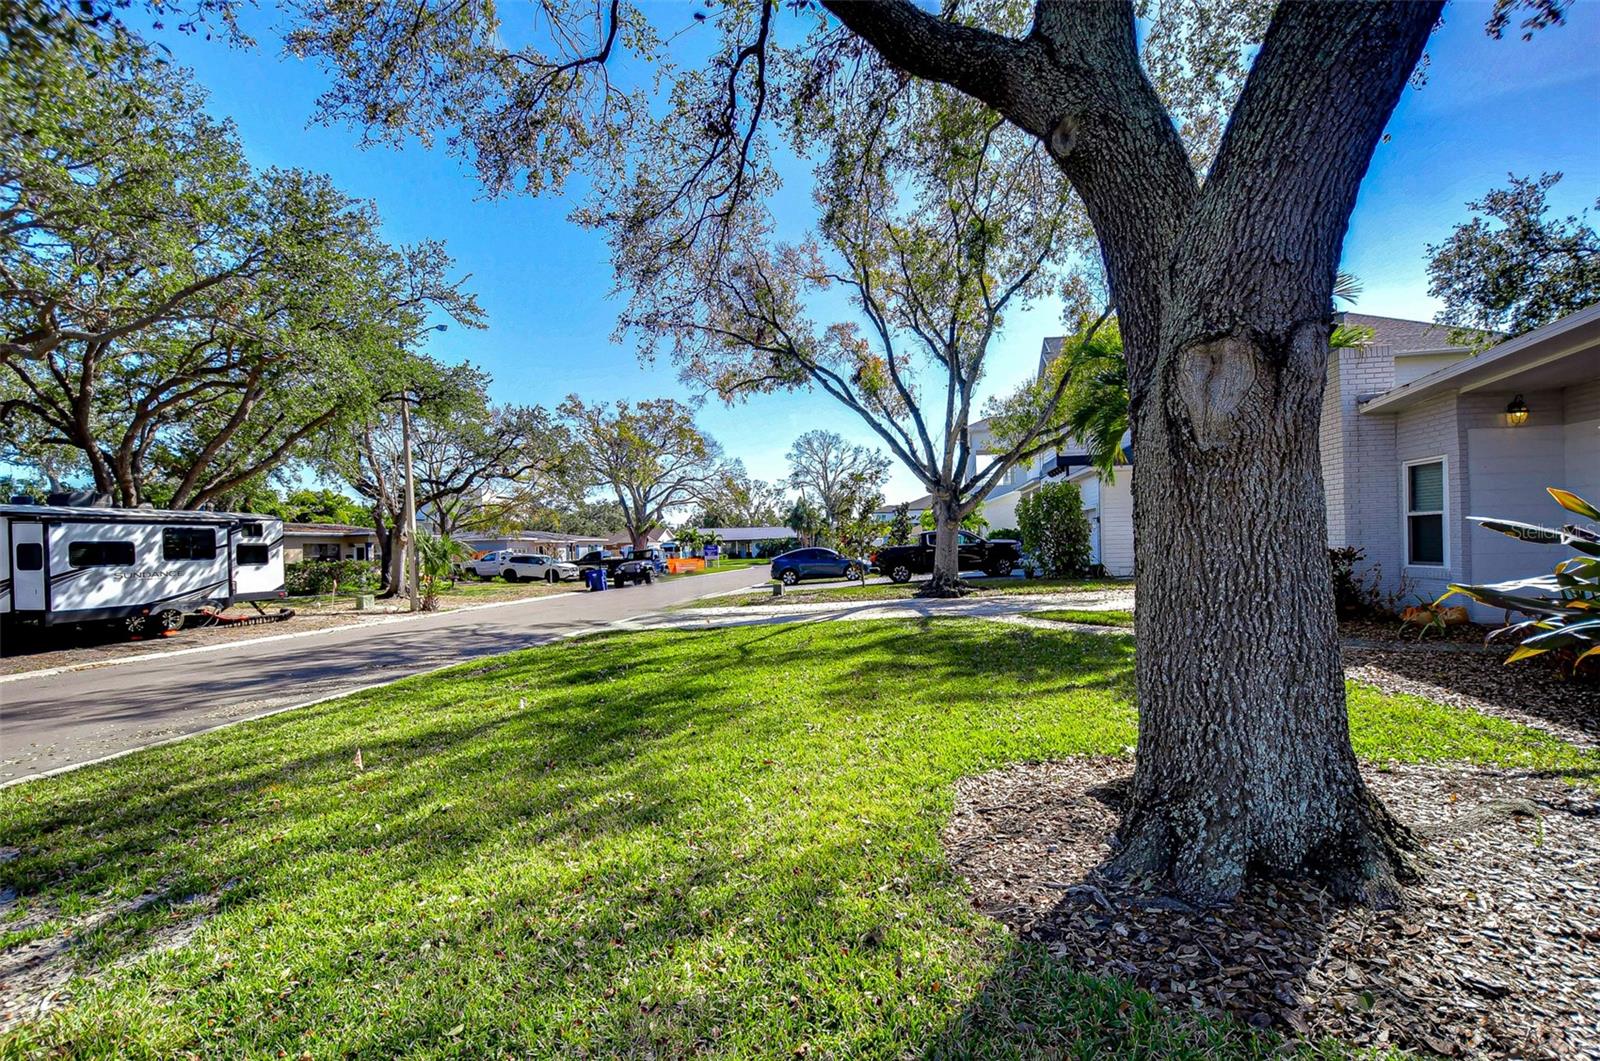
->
0, 620, 1150, 1054
0, 621, 1133, 930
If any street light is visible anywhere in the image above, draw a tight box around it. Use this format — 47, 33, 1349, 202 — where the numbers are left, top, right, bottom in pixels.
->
399, 323, 448, 612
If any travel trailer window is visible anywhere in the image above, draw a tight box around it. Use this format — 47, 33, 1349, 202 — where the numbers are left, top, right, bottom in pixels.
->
237, 544, 270, 566
68, 540, 135, 566
240, 522, 264, 538
163, 527, 218, 561
15, 543, 42, 570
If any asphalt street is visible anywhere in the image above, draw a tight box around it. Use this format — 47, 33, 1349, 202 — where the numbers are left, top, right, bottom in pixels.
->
0, 565, 767, 784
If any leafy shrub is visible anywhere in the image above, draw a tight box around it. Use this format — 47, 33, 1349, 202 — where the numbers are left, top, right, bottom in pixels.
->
989, 527, 1021, 543
886, 503, 914, 546
1328, 547, 1364, 616
284, 559, 379, 596
753, 538, 798, 557
1016, 482, 1093, 578
1438, 487, 1599, 675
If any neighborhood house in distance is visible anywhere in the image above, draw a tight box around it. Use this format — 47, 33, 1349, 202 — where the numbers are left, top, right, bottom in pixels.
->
282, 522, 378, 563
443, 525, 796, 563
878, 302, 1600, 607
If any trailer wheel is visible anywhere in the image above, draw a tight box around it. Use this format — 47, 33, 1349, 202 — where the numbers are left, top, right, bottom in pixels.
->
155, 609, 184, 634
889, 565, 912, 584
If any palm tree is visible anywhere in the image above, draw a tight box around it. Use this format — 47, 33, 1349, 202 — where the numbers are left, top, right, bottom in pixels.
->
415, 531, 473, 611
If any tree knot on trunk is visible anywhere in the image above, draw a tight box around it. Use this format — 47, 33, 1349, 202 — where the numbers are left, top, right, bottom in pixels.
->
1174, 335, 1257, 451
1046, 115, 1079, 160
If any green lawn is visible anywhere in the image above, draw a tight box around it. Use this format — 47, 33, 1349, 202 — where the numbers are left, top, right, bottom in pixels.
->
1032, 608, 1136, 627
2, 620, 1592, 1058
694, 576, 1129, 609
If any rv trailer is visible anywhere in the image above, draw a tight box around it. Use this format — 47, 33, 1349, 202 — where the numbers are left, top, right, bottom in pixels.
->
1, 502, 286, 635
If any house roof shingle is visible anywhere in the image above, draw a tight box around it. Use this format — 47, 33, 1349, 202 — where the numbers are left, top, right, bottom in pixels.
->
1336, 313, 1491, 353
283, 522, 377, 538
697, 526, 794, 542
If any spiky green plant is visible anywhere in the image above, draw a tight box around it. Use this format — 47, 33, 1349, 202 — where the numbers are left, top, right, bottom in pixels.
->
1437, 488, 1600, 672
416, 531, 474, 610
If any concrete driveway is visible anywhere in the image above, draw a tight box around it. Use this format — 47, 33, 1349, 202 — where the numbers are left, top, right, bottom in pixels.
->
0, 566, 768, 784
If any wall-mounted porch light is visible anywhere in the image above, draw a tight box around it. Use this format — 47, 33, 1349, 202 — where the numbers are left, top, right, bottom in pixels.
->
1506, 394, 1530, 426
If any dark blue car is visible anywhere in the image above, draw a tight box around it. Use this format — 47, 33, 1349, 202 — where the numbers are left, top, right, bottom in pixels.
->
771, 547, 864, 586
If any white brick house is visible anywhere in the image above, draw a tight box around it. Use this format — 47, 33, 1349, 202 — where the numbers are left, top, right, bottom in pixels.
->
1325, 304, 1600, 616
1086, 305, 1600, 605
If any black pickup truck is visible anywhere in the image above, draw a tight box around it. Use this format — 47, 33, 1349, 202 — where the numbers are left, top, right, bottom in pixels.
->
574, 550, 655, 586
873, 531, 1022, 582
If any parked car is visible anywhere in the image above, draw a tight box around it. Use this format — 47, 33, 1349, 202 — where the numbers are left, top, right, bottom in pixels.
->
497, 553, 580, 583
611, 558, 655, 586
575, 550, 626, 573
770, 547, 865, 586
632, 546, 669, 572
872, 530, 1021, 583
573, 550, 655, 584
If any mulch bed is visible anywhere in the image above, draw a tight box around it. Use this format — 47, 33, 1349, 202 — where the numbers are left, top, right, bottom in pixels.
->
1345, 646, 1600, 751
1339, 616, 1495, 646
944, 758, 1600, 1057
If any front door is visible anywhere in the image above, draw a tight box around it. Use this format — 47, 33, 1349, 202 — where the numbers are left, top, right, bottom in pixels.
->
12, 522, 46, 611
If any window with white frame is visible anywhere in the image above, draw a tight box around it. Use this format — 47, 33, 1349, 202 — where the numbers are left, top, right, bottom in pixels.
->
1405, 459, 1446, 566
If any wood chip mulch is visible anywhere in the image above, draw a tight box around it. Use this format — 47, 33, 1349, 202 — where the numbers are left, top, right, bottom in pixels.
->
1339, 617, 1496, 646
944, 758, 1600, 1058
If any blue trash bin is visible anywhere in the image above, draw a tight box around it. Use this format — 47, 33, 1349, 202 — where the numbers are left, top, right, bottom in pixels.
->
586, 567, 607, 591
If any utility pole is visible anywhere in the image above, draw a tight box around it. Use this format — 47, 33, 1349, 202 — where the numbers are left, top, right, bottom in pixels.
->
385, 322, 446, 612
400, 390, 421, 611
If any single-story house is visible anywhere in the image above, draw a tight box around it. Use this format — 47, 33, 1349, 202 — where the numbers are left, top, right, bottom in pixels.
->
282, 522, 378, 564
1081, 305, 1600, 607
694, 526, 795, 558
458, 530, 609, 562
873, 494, 932, 526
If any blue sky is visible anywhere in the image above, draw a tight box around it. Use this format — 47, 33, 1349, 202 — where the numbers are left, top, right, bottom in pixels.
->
137, 1, 1599, 502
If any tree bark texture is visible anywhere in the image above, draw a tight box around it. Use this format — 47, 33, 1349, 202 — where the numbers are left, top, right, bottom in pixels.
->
373, 516, 395, 595
827, 0, 1441, 903
924, 495, 966, 597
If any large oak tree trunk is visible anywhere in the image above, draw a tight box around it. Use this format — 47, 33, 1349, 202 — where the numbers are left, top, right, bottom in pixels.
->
379, 523, 407, 600
1112, 323, 1418, 904
1099, 3, 1438, 905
